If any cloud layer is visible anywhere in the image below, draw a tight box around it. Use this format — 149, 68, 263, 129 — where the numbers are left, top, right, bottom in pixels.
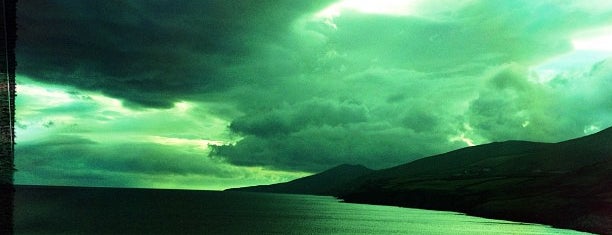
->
15, 0, 612, 188
209, 0, 612, 171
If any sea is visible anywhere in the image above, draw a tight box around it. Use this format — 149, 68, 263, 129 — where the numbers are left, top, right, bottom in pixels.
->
12, 185, 591, 234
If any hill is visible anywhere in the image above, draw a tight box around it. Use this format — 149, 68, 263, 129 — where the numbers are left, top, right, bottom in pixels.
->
371, 126, 611, 180
340, 127, 612, 234
226, 164, 373, 195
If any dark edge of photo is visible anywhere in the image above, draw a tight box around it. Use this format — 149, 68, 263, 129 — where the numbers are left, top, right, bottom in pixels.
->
0, 0, 17, 234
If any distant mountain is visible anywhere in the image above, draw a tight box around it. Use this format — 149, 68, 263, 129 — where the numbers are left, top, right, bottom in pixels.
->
226, 164, 374, 195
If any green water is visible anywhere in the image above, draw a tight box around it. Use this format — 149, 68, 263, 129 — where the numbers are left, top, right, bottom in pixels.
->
14, 186, 591, 234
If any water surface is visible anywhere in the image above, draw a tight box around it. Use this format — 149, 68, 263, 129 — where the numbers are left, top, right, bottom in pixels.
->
14, 186, 590, 234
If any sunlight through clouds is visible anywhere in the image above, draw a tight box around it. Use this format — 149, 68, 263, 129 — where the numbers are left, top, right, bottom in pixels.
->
314, 0, 475, 25
572, 26, 612, 51
14, 75, 245, 189
148, 136, 225, 150
316, 0, 418, 17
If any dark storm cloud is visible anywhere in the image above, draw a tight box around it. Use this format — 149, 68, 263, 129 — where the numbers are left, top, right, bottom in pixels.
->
17, 0, 334, 108
229, 98, 369, 137
212, 98, 466, 171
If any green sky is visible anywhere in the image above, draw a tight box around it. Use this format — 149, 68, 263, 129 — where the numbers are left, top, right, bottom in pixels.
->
14, 0, 612, 190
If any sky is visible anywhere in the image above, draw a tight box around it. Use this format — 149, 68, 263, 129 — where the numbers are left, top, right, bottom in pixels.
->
14, 0, 612, 190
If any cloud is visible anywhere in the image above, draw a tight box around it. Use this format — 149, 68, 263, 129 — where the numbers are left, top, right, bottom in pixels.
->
466, 63, 553, 141
17, 0, 335, 108
466, 59, 612, 142
211, 95, 469, 171
14, 76, 315, 189
15, 133, 309, 190
306, 0, 612, 75
229, 98, 369, 137
15, 0, 612, 185
209, 0, 612, 172
19, 138, 233, 177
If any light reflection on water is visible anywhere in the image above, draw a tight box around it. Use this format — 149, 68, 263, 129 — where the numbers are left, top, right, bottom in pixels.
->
14, 186, 590, 234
